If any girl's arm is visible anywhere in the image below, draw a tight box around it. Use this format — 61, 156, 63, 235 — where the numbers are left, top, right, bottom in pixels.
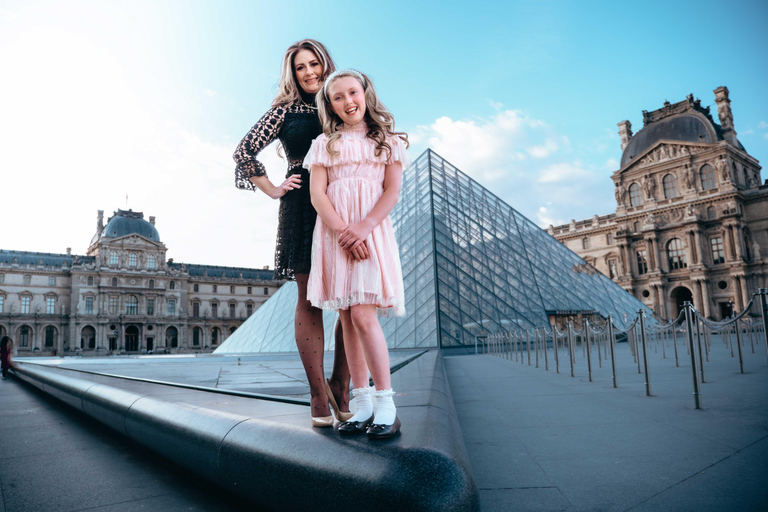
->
233, 106, 301, 198
338, 161, 403, 250
310, 165, 370, 261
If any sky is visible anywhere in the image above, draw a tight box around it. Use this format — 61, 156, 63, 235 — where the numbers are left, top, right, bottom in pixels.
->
1, 0, 767, 269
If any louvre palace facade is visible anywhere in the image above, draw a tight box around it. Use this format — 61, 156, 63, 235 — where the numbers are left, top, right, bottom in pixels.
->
0, 209, 283, 356
552, 87, 765, 321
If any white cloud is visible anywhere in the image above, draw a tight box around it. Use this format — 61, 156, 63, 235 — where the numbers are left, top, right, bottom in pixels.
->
758, 121, 768, 129
204, 89, 218, 97
0, 9, 284, 269
764, 133, 768, 140
536, 205, 563, 227
489, 100, 503, 111
741, 129, 754, 135
604, 157, 619, 170
407, 108, 616, 231
537, 162, 594, 183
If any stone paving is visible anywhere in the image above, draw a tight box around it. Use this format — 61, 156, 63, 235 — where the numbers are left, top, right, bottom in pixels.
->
446, 337, 768, 511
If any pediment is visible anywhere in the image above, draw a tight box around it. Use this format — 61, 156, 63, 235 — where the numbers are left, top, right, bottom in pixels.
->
101, 234, 165, 249
617, 140, 713, 176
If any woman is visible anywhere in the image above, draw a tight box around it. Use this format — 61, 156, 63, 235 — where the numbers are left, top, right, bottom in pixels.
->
233, 39, 353, 426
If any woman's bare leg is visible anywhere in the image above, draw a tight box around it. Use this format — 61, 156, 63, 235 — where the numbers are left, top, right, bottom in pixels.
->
294, 274, 330, 418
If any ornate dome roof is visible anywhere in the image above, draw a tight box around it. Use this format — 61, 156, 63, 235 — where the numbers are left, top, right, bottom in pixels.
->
102, 210, 161, 241
620, 94, 743, 168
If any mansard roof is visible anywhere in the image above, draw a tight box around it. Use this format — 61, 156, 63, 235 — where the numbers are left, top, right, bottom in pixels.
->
620, 94, 743, 168
98, 209, 161, 243
0, 249, 95, 267
168, 262, 276, 281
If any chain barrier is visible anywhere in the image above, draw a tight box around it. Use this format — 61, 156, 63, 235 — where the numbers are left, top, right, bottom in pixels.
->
476, 289, 768, 409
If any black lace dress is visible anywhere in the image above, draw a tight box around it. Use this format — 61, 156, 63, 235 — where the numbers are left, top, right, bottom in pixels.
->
233, 93, 322, 280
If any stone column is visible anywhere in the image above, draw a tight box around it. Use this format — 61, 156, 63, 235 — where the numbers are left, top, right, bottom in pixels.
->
701, 280, 712, 319
733, 226, 744, 260
734, 276, 744, 312
740, 275, 750, 310
693, 280, 702, 312
693, 230, 704, 265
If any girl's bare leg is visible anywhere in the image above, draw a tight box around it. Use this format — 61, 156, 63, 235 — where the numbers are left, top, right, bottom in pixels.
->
294, 274, 330, 418
349, 304, 391, 390
338, 309, 369, 389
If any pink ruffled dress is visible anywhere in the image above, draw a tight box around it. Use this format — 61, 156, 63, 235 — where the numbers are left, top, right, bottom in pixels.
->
303, 123, 409, 317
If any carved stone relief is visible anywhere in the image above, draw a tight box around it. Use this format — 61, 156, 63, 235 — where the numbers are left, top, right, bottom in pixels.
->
637, 143, 704, 168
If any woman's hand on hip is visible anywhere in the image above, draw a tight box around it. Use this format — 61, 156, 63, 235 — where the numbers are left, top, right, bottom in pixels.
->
266, 174, 302, 199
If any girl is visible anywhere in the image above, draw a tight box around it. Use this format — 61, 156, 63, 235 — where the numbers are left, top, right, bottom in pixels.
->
233, 39, 354, 427
1, 336, 16, 380
304, 69, 409, 439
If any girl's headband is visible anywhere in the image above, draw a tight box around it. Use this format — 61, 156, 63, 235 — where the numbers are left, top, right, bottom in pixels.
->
322, 69, 366, 99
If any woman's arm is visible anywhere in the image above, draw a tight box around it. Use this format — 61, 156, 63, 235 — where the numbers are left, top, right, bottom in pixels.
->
233, 106, 296, 197
338, 161, 403, 250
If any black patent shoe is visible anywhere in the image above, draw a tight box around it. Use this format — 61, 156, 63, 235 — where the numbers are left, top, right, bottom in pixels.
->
338, 415, 373, 436
366, 416, 401, 440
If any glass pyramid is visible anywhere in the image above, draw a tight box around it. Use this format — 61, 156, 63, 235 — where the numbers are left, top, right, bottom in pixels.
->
216, 149, 648, 354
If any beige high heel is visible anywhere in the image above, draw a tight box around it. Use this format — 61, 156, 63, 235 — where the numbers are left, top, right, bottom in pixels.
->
311, 415, 334, 428
325, 379, 353, 422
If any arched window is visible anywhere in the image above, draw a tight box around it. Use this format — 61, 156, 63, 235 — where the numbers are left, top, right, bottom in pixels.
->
170, 281, 176, 290
700, 164, 716, 190
667, 238, 687, 270
229, 326, 237, 335
662, 174, 678, 199
19, 325, 31, 347
582, 237, 590, 250
112, 277, 118, 287
211, 327, 220, 345
147, 255, 155, 269
81, 326, 96, 349
193, 284, 199, 292
128, 253, 138, 267
87, 276, 93, 286
149, 279, 155, 289
126, 295, 138, 315
628, 184, 642, 207
110, 252, 118, 266
744, 234, 752, 261
193, 327, 201, 346
166, 326, 178, 348
45, 326, 56, 347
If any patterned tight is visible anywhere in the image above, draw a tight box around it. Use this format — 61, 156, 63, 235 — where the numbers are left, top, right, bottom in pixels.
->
294, 274, 350, 417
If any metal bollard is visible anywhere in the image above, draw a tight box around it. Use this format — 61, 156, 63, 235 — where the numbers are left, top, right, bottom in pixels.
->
567, 323, 575, 377
683, 302, 702, 409
734, 319, 744, 374
608, 315, 617, 388
543, 327, 549, 371
585, 320, 593, 382
534, 328, 539, 368
639, 310, 652, 396
760, 289, 768, 364
695, 317, 705, 383
526, 329, 532, 366
553, 326, 560, 374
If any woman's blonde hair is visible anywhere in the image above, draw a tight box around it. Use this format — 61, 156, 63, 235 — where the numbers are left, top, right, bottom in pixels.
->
317, 70, 409, 158
272, 39, 336, 107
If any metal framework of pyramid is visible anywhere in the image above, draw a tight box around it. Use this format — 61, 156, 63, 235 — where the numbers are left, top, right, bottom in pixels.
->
215, 149, 647, 354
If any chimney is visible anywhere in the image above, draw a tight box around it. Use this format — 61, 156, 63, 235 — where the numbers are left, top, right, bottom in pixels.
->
66, 247, 71, 255
149, 216, 156, 226
617, 121, 633, 151
97, 210, 104, 231
713, 86, 738, 146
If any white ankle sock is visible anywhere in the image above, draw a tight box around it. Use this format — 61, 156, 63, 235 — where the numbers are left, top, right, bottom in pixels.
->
373, 388, 397, 425
349, 387, 373, 422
